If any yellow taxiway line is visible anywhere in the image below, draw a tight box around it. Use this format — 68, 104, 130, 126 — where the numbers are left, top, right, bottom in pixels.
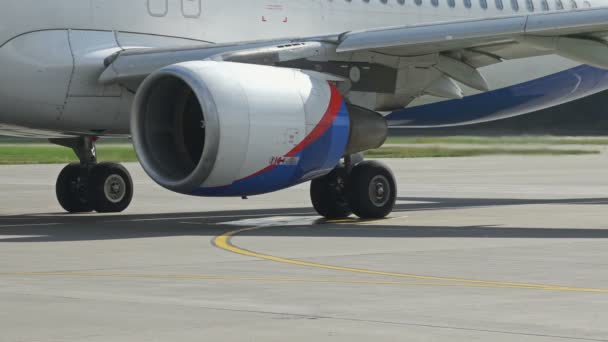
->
3, 220, 605, 293
213, 226, 608, 293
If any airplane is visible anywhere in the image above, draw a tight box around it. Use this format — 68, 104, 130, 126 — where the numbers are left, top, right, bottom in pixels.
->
2, 0, 608, 219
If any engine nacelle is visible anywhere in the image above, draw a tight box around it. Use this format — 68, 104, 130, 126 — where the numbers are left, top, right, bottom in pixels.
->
131, 61, 386, 197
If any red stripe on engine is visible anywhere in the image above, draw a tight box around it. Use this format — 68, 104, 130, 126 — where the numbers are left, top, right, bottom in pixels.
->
286, 84, 343, 157
234, 83, 343, 183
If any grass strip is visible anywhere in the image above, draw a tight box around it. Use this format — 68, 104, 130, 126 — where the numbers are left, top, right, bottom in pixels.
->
386, 136, 608, 145
0, 145, 137, 165
366, 146, 599, 158
0, 144, 600, 165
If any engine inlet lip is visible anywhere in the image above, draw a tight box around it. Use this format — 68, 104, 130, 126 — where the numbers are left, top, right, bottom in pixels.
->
131, 63, 220, 194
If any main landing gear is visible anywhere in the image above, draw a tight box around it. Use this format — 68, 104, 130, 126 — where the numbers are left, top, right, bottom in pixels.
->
51, 137, 133, 213
310, 155, 396, 219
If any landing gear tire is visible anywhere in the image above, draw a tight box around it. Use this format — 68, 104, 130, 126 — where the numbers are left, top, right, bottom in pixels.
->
88, 163, 133, 213
310, 166, 352, 219
56, 163, 93, 213
52, 137, 134, 214
347, 161, 396, 219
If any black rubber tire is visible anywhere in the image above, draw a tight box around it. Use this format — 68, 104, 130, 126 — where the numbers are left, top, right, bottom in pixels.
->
310, 167, 352, 219
56, 163, 93, 213
88, 163, 133, 213
348, 161, 396, 219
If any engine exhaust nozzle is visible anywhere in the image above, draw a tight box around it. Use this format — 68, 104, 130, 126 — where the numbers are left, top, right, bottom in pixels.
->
345, 104, 388, 155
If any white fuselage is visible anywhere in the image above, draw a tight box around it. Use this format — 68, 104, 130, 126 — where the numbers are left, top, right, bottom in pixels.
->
0, 0, 604, 136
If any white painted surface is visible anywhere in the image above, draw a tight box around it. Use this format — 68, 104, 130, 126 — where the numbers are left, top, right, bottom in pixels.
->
0, 0, 604, 134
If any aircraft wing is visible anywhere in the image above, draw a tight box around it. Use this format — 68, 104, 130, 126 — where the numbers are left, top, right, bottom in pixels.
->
101, 7, 608, 107
338, 8, 608, 57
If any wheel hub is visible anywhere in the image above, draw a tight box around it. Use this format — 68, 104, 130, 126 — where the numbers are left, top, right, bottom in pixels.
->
368, 175, 390, 207
104, 174, 126, 203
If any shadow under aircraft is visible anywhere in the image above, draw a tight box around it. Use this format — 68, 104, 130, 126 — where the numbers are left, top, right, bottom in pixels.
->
1, 196, 608, 243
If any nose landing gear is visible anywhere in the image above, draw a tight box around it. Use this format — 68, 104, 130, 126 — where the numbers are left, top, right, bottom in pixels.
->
51, 137, 133, 214
310, 156, 396, 220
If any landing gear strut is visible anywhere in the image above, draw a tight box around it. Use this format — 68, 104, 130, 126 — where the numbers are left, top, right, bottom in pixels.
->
51, 137, 133, 213
310, 155, 396, 219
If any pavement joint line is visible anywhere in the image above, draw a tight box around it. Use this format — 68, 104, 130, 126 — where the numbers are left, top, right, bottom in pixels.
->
163, 215, 404, 226
0, 272, 588, 290
0, 223, 61, 228
213, 225, 608, 293
0, 272, 528, 288
328, 226, 415, 231
0, 210, 412, 227
103, 209, 411, 224
121, 212, 317, 222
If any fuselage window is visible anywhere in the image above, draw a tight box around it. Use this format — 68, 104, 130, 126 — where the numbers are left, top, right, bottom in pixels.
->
541, 0, 550, 9
415, 0, 423, 5
526, 0, 534, 10
431, 0, 439, 6
464, 0, 472, 7
397, 0, 406, 4
570, 0, 578, 7
555, 0, 564, 8
147, 0, 168, 17
480, 0, 488, 8
448, 0, 456, 7
583, 0, 591, 6
495, 0, 504, 9
511, 0, 519, 10
380, 0, 388, 4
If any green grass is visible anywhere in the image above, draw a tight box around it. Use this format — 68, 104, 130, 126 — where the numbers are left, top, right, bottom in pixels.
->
386, 136, 608, 145
0, 142, 600, 165
366, 146, 600, 158
0, 137, 131, 144
0, 145, 137, 165
5, 136, 608, 146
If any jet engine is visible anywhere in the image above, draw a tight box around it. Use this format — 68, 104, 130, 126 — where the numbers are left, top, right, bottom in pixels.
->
131, 61, 387, 197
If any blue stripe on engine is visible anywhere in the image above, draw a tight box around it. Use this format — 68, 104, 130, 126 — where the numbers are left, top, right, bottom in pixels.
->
386, 65, 608, 127
191, 101, 351, 197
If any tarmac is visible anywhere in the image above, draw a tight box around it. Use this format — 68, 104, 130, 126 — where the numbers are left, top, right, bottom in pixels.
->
1, 155, 608, 341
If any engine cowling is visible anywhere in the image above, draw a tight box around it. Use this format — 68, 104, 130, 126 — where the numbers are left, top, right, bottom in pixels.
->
131, 61, 386, 197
